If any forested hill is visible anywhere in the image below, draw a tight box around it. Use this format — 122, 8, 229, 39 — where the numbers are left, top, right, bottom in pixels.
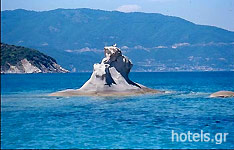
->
1, 43, 69, 73
2, 9, 234, 71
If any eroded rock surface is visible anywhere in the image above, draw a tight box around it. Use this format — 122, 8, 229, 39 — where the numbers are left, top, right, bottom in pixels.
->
50, 45, 161, 96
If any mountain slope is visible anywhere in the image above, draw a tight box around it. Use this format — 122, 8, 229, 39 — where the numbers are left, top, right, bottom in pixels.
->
1, 8, 234, 71
1, 43, 69, 73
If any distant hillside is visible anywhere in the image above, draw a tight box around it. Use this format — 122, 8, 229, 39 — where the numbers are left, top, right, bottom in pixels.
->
1, 43, 69, 73
1, 8, 234, 71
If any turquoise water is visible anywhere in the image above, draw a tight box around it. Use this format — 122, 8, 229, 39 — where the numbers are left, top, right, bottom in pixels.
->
1, 72, 234, 149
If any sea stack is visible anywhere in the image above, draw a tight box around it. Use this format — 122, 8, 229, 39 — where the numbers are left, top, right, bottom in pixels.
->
50, 44, 161, 96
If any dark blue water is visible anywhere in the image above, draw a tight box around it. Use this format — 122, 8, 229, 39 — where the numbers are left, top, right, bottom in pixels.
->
1, 72, 234, 149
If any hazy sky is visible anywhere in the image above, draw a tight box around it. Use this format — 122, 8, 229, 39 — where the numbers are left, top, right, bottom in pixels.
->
2, 0, 234, 31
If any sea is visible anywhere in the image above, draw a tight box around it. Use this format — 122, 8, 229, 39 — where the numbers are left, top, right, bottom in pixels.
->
1, 72, 234, 149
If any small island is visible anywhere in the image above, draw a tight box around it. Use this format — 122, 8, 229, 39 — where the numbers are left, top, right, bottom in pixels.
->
50, 44, 162, 96
1, 43, 69, 73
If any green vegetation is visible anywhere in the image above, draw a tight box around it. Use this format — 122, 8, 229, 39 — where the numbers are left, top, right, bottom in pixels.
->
1, 43, 57, 70
1, 9, 234, 71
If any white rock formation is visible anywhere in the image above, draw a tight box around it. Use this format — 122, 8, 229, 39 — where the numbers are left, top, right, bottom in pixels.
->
210, 91, 234, 98
21, 59, 42, 73
4, 59, 41, 73
2, 58, 69, 74
50, 44, 161, 96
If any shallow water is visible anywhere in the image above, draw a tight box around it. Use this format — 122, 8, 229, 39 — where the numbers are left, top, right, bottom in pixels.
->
1, 72, 234, 149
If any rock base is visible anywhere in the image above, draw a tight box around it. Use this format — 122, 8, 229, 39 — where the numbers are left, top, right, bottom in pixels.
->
50, 84, 162, 97
210, 91, 234, 98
